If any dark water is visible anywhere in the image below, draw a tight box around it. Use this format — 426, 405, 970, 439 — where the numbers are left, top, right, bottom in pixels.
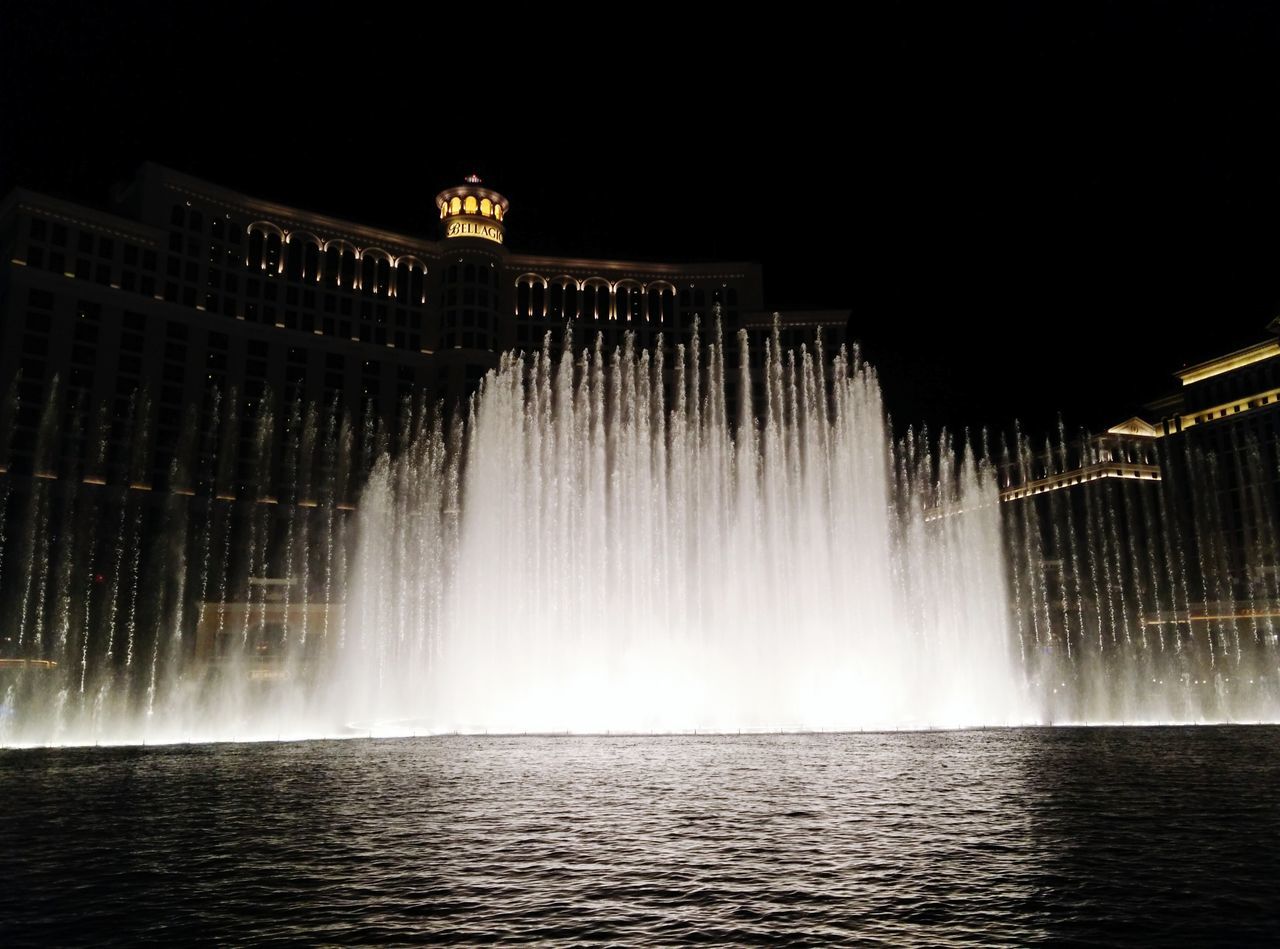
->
1, 728, 1277, 946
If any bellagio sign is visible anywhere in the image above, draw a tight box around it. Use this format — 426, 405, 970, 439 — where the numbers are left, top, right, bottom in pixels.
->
445, 218, 504, 244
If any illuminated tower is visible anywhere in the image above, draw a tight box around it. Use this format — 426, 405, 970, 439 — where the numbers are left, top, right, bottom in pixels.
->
434, 175, 510, 404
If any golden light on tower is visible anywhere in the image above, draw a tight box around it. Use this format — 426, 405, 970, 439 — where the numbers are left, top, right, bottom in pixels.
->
435, 174, 509, 245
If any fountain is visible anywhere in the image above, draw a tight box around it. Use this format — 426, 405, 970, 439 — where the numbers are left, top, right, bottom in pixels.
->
0, 322, 1276, 745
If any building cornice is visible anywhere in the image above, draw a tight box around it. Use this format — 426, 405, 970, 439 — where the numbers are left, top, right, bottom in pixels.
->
139, 163, 444, 259
1, 188, 163, 245
1177, 338, 1280, 385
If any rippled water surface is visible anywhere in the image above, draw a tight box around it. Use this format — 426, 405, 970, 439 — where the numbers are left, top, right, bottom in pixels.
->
2, 728, 1277, 945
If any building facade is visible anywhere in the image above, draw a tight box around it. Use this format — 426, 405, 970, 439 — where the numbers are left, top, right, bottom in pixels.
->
0, 164, 847, 497
997, 321, 1280, 663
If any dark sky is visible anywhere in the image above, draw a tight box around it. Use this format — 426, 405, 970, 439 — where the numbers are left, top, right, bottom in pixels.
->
4, 3, 1280, 441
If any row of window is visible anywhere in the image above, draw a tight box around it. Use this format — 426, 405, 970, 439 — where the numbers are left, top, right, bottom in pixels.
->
515, 282, 681, 322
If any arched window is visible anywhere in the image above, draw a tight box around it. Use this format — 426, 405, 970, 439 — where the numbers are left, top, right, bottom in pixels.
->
303, 241, 320, 282
359, 251, 392, 294
648, 283, 676, 323
324, 243, 357, 288
548, 282, 562, 320
285, 239, 305, 280
248, 229, 265, 270
248, 222, 285, 272
264, 232, 283, 274
583, 279, 610, 320
616, 281, 643, 322
563, 282, 578, 321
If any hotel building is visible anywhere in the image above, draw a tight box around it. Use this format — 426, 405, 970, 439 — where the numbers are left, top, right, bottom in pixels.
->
0, 163, 848, 496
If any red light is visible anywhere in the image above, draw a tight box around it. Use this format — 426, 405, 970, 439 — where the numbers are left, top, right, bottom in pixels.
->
94, 573, 105, 584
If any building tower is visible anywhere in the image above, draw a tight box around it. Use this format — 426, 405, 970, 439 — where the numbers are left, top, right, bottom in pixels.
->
433, 175, 510, 407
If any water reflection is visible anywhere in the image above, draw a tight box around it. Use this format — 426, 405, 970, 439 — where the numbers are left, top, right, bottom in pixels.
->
2, 729, 1276, 943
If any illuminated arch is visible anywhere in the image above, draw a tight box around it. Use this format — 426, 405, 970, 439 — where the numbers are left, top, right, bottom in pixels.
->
247, 220, 285, 239
646, 280, 677, 323
516, 273, 548, 318
548, 274, 580, 321
395, 255, 429, 303
285, 229, 321, 247
395, 254, 428, 272
246, 221, 287, 272
615, 278, 644, 322
582, 277, 613, 320
360, 247, 394, 295
322, 239, 359, 288
284, 231, 322, 281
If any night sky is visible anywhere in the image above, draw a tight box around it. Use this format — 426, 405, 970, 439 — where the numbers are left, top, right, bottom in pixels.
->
4, 4, 1280, 441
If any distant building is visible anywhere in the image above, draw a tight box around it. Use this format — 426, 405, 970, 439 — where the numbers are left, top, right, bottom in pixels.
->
0, 167, 850, 667
999, 321, 1280, 655
1146, 325, 1280, 591
0, 164, 848, 496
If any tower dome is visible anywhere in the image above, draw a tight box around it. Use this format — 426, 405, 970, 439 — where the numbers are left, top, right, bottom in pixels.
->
435, 174, 509, 245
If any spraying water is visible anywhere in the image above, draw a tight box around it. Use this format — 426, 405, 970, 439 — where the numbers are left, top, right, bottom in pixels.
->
0, 325, 1276, 745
